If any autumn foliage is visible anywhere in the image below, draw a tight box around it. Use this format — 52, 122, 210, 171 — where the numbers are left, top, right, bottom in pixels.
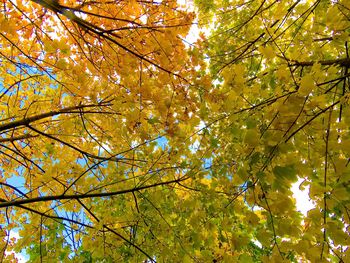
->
0, 0, 349, 262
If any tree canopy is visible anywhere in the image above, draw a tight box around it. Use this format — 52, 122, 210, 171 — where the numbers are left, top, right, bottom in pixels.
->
0, 0, 350, 262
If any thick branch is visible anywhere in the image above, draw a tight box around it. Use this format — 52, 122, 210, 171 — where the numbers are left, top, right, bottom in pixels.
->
0, 177, 186, 208
0, 134, 38, 143
26, 124, 142, 164
281, 56, 350, 67
0, 102, 114, 132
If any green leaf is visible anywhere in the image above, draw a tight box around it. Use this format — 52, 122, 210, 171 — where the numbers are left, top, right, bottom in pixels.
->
273, 165, 297, 182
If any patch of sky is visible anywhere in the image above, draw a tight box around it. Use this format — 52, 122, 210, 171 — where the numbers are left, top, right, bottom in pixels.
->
5, 174, 26, 193
53, 206, 92, 257
202, 157, 213, 179
5, 231, 28, 262
154, 136, 168, 150
5, 166, 30, 198
291, 178, 315, 216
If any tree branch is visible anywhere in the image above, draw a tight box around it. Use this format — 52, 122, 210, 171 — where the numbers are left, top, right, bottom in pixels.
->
0, 102, 114, 132
280, 56, 350, 67
0, 177, 186, 208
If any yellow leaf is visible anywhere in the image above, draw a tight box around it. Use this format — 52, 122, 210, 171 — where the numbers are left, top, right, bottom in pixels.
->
244, 129, 260, 147
245, 211, 260, 226
259, 45, 275, 60
276, 67, 289, 80
333, 186, 349, 201
299, 75, 315, 95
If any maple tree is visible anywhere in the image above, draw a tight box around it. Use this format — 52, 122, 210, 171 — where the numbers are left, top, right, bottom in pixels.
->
0, 0, 349, 262
0, 0, 200, 262
192, 0, 350, 261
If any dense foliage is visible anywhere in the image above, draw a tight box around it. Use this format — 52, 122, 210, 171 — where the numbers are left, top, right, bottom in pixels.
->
0, 0, 349, 262
193, 0, 350, 261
